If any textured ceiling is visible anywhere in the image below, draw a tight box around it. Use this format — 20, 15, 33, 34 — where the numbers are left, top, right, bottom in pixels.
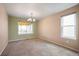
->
4, 3, 78, 20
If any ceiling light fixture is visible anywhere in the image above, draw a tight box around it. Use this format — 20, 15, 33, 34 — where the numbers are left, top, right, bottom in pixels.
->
27, 12, 36, 22
18, 13, 36, 26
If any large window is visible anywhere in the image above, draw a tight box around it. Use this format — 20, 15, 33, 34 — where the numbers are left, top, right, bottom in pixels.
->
61, 13, 76, 40
18, 21, 33, 35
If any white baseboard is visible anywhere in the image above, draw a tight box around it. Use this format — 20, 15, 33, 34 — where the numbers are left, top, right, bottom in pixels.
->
8, 37, 38, 43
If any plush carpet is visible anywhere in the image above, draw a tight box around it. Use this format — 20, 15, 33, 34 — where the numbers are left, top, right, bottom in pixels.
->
1, 39, 78, 56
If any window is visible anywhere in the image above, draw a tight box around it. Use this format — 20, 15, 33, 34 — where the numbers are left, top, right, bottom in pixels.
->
18, 21, 33, 35
61, 13, 76, 40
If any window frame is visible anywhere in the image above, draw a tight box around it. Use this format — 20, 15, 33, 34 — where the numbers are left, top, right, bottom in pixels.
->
60, 13, 77, 40
18, 23, 33, 35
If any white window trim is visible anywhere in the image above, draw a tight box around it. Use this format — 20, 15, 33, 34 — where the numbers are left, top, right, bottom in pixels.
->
18, 24, 33, 35
60, 13, 77, 40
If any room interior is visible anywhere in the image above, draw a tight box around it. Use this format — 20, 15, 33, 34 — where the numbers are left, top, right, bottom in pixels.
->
0, 3, 79, 56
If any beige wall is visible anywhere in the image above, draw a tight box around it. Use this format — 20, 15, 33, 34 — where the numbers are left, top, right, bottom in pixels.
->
77, 12, 79, 49
8, 16, 38, 42
38, 5, 79, 52
0, 4, 8, 55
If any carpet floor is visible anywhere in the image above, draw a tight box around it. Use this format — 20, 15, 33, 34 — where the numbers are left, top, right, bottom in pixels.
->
1, 39, 78, 56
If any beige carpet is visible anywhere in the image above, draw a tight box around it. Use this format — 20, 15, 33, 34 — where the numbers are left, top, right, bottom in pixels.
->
1, 39, 78, 56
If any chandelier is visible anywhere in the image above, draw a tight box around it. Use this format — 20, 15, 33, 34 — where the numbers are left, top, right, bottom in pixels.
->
27, 13, 36, 22
18, 13, 36, 26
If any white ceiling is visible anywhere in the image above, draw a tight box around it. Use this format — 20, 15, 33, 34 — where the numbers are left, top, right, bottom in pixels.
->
4, 3, 78, 20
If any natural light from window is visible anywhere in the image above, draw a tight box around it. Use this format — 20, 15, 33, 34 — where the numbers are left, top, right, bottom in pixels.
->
18, 24, 33, 35
61, 13, 76, 40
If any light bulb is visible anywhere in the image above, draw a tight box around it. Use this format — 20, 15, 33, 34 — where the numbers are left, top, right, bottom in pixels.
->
33, 18, 36, 22
27, 18, 32, 22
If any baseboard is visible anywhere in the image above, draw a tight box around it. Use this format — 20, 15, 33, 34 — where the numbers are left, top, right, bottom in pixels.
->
38, 36, 79, 53
8, 37, 38, 43
0, 41, 8, 55
8, 37, 79, 53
